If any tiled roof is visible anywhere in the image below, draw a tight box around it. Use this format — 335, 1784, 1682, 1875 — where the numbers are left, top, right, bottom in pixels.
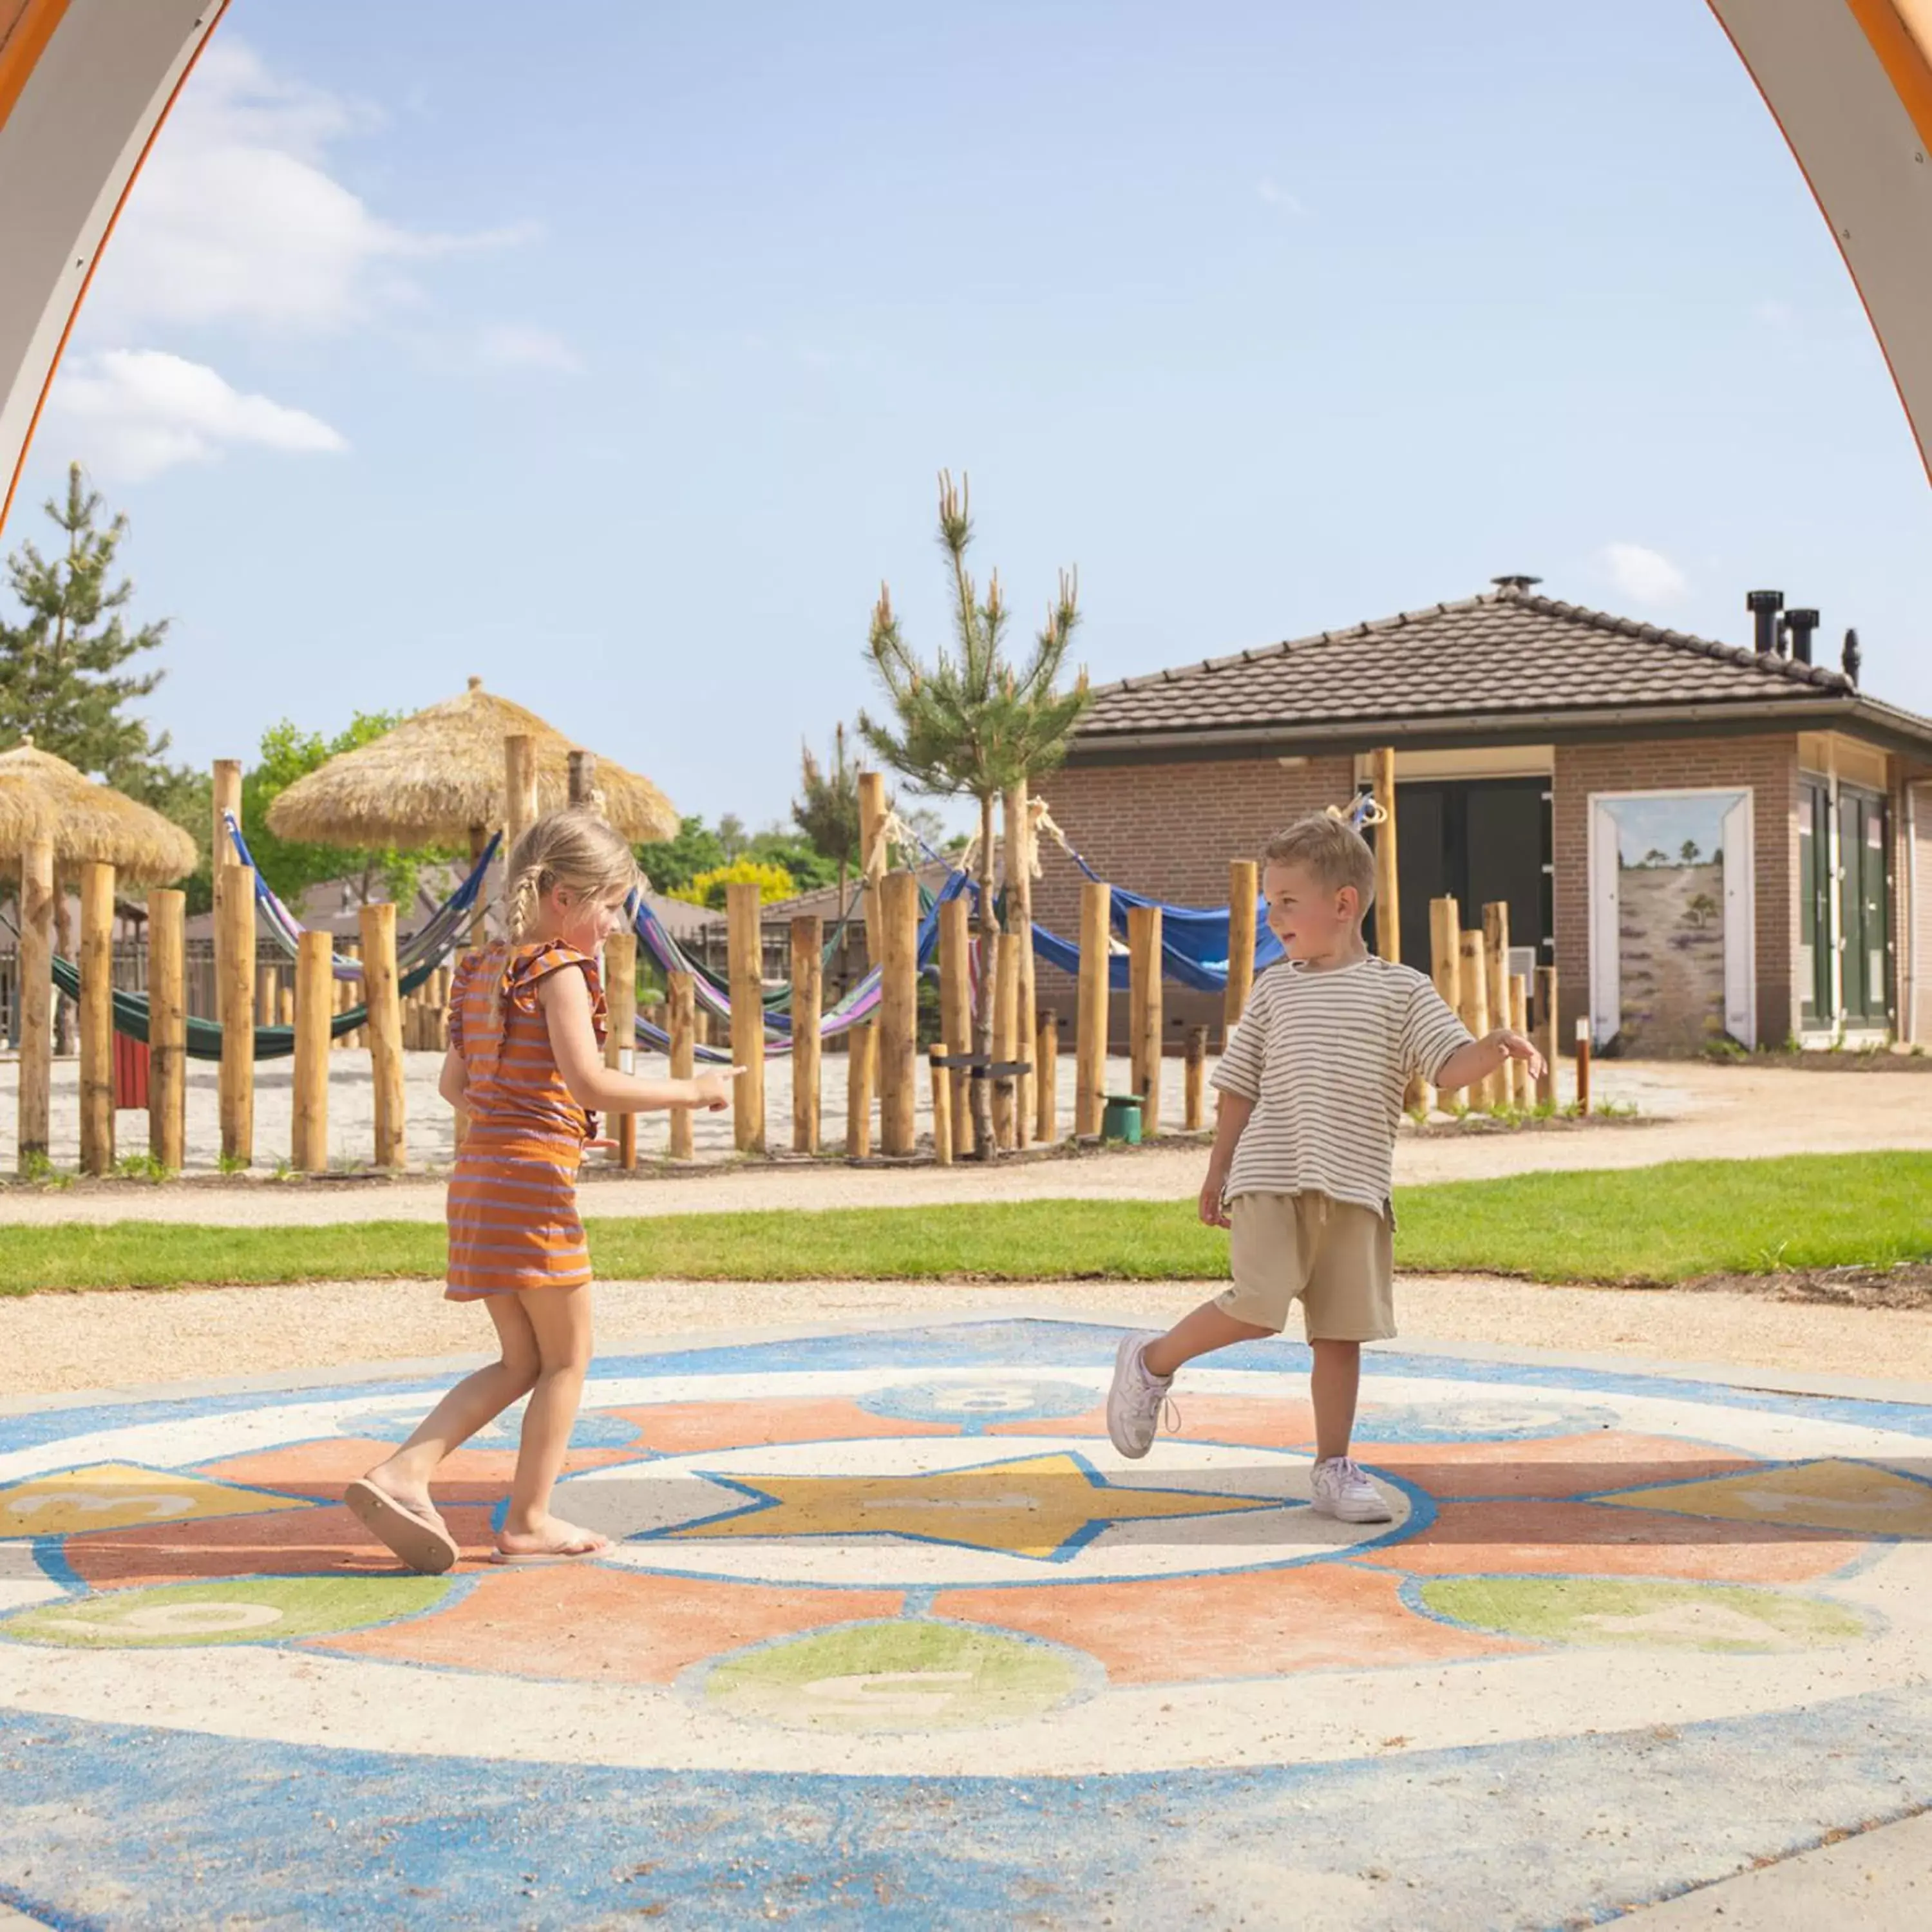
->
1074, 585, 1859, 745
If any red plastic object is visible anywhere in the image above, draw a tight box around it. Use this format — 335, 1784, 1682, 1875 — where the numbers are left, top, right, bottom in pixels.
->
113, 1032, 151, 1110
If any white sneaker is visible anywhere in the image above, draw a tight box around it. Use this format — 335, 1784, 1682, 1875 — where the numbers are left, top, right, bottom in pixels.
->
1309, 1456, 1393, 1524
1106, 1333, 1175, 1459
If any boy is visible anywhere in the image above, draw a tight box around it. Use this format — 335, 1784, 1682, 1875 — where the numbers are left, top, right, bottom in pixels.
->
1106, 811, 1543, 1522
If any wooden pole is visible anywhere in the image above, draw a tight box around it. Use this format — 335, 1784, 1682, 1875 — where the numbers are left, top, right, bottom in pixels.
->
668, 971, 696, 1160
504, 732, 540, 857
929, 1046, 953, 1165
147, 888, 185, 1171
938, 893, 974, 1159
992, 929, 1020, 1150
1035, 1010, 1059, 1143
216, 861, 255, 1166
1535, 966, 1559, 1108
1226, 860, 1258, 1040
1575, 1016, 1592, 1117
1183, 1023, 1208, 1132
1457, 929, 1490, 1110
879, 871, 920, 1157
17, 839, 53, 1173
791, 915, 822, 1155
332, 940, 355, 1051
1128, 903, 1163, 1137
601, 927, 638, 1168
1430, 897, 1461, 1010
1482, 902, 1511, 1111
845, 1019, 875, 1158
727, 882, 766, 1153
359, 904, 406, 1169
1075, 879, 1111, 1138
858, 770, 887, 972
1508, 972, 1531, 1110
78, 861, 115, 1177
466, 824, 490, 947
568, 748, 596, 807
292, 928, 332, 1174
1003, 781, 1036, 1147
211, 759, 242, 875
1369, 749, 1400, 962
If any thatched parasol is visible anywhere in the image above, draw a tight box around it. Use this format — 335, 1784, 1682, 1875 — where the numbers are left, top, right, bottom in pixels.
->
263, 677, 679, 848
0, 737, 197, 882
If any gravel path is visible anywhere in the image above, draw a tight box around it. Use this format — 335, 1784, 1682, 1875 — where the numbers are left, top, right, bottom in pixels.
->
1, 1059, 1924, 1226
6, 1271, 1930, 1401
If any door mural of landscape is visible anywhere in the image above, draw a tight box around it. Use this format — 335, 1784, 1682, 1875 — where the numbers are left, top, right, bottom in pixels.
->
1591, 791, 1751, 1055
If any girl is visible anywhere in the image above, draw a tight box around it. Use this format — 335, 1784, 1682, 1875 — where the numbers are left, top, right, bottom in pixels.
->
345, 808, 734, 1572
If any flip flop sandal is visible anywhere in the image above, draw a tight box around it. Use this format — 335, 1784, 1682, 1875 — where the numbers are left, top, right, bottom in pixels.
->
489, 1540, 612, 1566
344, 1479, 460, 1575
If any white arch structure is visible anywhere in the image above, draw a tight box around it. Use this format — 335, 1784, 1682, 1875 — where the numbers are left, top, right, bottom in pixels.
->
3, 0, 1932, 538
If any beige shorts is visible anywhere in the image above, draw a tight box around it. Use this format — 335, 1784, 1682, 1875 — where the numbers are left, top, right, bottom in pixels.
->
1218, 1191, 1396, 1341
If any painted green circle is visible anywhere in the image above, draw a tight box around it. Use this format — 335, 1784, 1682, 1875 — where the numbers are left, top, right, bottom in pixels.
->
703, 1620, 1091, 1733
1418, 1577, 1867, 1653
2, 1575, 453, 1649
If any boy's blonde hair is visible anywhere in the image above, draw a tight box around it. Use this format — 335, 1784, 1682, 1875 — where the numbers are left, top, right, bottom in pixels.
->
1262, 811, 1377, 911
504, 808, 641, 942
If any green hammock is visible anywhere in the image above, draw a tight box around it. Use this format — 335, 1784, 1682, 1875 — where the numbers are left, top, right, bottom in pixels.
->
49, 953, 446, 1062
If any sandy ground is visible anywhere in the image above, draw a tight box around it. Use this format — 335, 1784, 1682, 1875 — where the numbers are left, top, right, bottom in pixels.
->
1, 1057, 1925, 1226
1, 1044, 1226, 1175
6, 1271, 1931, 1401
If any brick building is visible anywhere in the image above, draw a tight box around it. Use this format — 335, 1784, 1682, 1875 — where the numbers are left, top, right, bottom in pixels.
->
1029, 578, 1932, 1056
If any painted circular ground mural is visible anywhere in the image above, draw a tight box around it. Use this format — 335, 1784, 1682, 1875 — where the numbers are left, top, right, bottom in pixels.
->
2, 1318, 1929, 1925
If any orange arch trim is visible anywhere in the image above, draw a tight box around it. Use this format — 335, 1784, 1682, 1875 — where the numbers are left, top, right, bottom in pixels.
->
0, 0, 68, 135
1846, 0, 1932, 152
0, 0, 231, 536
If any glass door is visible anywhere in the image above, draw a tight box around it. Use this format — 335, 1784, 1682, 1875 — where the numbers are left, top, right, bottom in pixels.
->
1797, 779, 1832, 1027
1839, 788, 1892, 1028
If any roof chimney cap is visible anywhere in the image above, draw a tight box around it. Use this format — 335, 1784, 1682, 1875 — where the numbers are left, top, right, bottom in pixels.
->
1491, 574, 1541, 594
1842, 627, 1862, 686
1746, 589, 1785, 654
1785, 608, 1820, 666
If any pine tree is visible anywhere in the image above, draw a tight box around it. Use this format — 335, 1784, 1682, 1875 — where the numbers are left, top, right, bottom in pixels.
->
0, 464, 171, 781
0, 464, 175, 1046
859, 472, 1088, 1158
793, 722, 862, 931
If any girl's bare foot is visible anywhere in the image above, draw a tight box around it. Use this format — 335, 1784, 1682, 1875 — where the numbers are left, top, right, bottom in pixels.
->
493, 1515, 612, 1564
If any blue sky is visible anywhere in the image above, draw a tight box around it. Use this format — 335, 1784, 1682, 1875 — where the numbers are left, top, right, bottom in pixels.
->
11, 0, 1931, 831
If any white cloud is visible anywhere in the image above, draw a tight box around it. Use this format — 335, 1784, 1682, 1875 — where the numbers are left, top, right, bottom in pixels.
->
87, 39, 527, 337
1600, 542, 1689, 607
50, 350, 346, 481
1256, 177, 1306, 215
476, 325, 584, 375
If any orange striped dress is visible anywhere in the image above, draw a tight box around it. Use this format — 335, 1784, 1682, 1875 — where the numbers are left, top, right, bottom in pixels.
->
444, 939, 607, 1300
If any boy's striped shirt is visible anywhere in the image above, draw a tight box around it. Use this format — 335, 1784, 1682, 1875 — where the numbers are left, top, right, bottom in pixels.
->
1210, 955, 1471, 1217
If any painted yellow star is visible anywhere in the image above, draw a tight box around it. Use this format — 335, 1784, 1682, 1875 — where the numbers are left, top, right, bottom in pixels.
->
670, 1452, 1273, 1560
0, 1464, 312, 1540
1599, 1458, 1932, 1540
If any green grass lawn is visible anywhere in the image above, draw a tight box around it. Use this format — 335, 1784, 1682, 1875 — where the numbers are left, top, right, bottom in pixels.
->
3, 1153, 1927, 1296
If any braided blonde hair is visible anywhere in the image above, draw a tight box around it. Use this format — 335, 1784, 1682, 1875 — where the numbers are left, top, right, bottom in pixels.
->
504, 808, 641, 942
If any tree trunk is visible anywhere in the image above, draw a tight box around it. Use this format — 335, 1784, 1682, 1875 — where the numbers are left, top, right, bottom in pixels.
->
970, 791, 998, 1160
53, 883, 74, 1057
